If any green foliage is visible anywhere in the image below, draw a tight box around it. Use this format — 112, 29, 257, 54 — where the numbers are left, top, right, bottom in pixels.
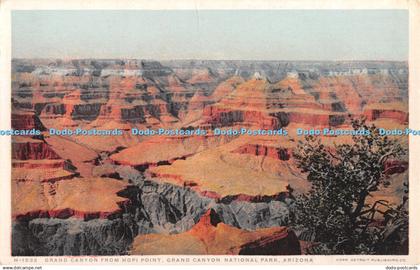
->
292, 117, 408, 254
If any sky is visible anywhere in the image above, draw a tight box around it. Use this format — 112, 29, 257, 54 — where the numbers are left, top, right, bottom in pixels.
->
12, 10, 408, 61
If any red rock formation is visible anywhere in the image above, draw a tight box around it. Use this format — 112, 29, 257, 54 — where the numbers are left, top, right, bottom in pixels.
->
232, 144, 291, 160
110, 135, 229, 167
11, 111, 46, 130
11, 61, 409, 243
130, 209, 301, 255
364, 109, 408, 124
167, 74, 187, 92
12, 178, 131, 221
12, 159, 67, 169
210, 76, 244, 101
12, 167, 78, 183
202, 107, 279, 129
307, 75, 407, 116
12, 137, 61, 160
201, 77, 347, 129
44, 136, 98, 177
187, 68, 215, 84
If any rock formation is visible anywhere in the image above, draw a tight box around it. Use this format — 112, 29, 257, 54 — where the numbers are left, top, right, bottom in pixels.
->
10, 59, 409, 256
130, 209, 301, 255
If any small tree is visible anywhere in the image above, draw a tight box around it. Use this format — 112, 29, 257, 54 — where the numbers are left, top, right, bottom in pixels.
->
292, 117, 407, 254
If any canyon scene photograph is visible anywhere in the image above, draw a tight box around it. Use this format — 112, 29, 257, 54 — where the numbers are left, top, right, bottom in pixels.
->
10, 10, 409, 256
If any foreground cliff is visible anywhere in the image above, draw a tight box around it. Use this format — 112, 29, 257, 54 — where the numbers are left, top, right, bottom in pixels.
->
130, 209, 301, 255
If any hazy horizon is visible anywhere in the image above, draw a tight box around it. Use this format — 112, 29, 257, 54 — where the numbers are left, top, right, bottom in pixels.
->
12, 10, 408, 61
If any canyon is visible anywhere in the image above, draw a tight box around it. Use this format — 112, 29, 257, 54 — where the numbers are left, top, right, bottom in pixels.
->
11, 59, 408, 255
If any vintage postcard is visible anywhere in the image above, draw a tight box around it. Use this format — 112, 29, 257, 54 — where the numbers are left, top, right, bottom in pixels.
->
0, 0, 419, 267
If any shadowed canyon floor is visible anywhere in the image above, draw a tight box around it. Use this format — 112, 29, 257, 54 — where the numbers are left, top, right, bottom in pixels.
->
11, 59, 408, 255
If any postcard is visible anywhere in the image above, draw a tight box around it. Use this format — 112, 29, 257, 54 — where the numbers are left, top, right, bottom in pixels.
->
0, 0, 419, 267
